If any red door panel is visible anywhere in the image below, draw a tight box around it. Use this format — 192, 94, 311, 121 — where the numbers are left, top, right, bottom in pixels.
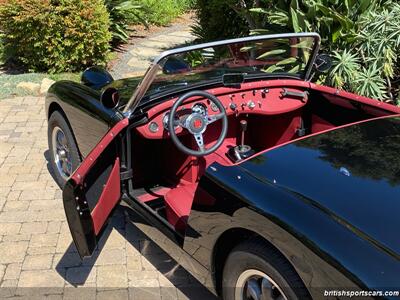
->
63, 118, 129, 258
92, 157, 120, 235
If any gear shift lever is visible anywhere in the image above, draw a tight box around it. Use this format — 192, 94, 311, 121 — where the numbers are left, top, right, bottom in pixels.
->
240, 120, 247, 150
227, 119, 255, 162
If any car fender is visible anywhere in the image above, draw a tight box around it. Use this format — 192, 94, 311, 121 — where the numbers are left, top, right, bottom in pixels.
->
45, 80, 124, 157
185, 162, 400, 297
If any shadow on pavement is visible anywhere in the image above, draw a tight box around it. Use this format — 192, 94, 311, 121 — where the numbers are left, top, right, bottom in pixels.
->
56, 205, 218, 300
44, 150, 63, 189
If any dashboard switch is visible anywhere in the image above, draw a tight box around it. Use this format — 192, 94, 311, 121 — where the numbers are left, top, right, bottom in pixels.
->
229, 102, 237, 111
149, 122, 159, 133
247, 101, 256, 110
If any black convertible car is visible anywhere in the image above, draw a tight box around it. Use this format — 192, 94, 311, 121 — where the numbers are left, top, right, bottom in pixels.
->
46, 33, 400, 299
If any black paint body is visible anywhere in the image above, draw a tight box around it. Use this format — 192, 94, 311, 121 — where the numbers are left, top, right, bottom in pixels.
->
186, 117, 400, 298
48, 77, 400, 298
45, 79, 132, 157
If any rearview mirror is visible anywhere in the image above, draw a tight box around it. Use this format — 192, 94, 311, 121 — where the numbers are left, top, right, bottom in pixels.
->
100, 87, 119, 109
223, 73, 245, 87
314, 54, 332, 73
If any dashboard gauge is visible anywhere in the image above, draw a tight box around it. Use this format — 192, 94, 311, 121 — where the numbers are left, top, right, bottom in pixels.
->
192, 103, 208, 115
148, 122, 159, 133
162, 112, 180, 131
210, 102, 219, 112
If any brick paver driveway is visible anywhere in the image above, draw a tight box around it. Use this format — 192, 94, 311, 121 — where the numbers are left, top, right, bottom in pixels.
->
0, 23, 218, 299
0, 96, 218, 299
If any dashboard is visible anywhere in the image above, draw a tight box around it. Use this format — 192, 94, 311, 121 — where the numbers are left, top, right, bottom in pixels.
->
136, 85, 309, 139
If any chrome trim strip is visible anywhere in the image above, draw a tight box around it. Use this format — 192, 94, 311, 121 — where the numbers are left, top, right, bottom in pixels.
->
123, 32, 321, 114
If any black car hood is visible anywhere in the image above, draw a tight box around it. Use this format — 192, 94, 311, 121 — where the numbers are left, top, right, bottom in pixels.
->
240, 116, 400, 257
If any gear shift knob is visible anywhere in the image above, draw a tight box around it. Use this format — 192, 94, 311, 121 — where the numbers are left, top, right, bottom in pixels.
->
240, 120, 247, 132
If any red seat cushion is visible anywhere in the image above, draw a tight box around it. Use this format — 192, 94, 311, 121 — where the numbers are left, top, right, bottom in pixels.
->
164, 184, 197, 231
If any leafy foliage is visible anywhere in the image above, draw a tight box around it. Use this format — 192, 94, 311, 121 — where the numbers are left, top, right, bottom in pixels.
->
0, 0, 111, 73
0, 33, 5, 65
248, 0, 380, 48
326, 2, 400, 101
105, 0, 147, 46
192, 0, 248, 41
143, 0, 194, 26
193, 0, 400, 103
105, 0, 194, 46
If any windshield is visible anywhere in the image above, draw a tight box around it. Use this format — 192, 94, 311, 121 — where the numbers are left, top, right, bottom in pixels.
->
124, 33, 320, 112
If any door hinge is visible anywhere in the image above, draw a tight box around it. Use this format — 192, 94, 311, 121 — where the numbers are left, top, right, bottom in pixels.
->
120, 169, 133, 180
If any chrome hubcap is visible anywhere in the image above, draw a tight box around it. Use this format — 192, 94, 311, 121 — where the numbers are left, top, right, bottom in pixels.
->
51, 126, 72, 180
235, 270, 288, 300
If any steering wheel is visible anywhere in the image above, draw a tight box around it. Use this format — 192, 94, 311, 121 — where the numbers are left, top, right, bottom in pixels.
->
168, 90, 228, 157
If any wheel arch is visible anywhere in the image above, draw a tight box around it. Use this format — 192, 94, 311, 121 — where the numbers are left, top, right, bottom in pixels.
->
48, 101, 65, 120
211, 227, 310, 297
47, 101, 82, 160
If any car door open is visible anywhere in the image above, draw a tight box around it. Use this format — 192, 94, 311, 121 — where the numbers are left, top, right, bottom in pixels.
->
62, 119, 129, 258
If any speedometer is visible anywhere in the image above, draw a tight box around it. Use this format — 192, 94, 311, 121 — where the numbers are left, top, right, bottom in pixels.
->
192, 103, 208, 115
162, 112, 180, 131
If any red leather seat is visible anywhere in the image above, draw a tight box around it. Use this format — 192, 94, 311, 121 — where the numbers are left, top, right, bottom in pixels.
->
164, 184, 197, 231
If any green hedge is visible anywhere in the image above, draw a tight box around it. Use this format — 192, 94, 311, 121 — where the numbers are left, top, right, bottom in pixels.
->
139, 0, 194, 26
192, 0, 400, 102
0, 34, 4, 65
0, 0, 112, 73
192, 0, 248, 42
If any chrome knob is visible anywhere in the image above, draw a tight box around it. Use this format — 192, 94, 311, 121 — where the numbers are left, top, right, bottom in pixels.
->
247, 100, 256, 110
230, 103, 237, 111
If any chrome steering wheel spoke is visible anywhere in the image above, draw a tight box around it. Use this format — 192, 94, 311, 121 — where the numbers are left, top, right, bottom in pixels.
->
206, 112, 225, 125
194, 133, 205, 152
177, 115, 188, 129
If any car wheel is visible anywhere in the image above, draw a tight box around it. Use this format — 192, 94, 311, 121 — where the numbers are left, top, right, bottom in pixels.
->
222, 239, 310, 300
48, 111, 81, 188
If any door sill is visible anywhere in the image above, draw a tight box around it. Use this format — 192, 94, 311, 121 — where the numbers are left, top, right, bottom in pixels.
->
121, 193, 184, 246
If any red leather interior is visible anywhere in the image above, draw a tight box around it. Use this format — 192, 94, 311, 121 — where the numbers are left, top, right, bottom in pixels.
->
311, 114, 335, 133
131, 83, 400, 231
164, 183, 197, 231
137, 187, 171, 203
164, 183, 215, 231
91, 157, 121, 235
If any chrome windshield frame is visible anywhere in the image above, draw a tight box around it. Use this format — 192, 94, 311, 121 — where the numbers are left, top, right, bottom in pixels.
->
123, 32, 321, 114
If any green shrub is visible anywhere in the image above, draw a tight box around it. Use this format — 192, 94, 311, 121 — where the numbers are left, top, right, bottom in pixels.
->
192, 0, 400, 103
0, 0, 112, 73
194, 0, 381, 47
192, 0, 248, 41
105, 0, 147, 46
105, 0, 193, 46
138, 0, 193, 26
0, 34, 5, 65
325, 2, 400, 101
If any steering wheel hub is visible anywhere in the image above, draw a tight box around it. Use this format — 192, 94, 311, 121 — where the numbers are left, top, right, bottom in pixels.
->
186, 113, 207, 134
